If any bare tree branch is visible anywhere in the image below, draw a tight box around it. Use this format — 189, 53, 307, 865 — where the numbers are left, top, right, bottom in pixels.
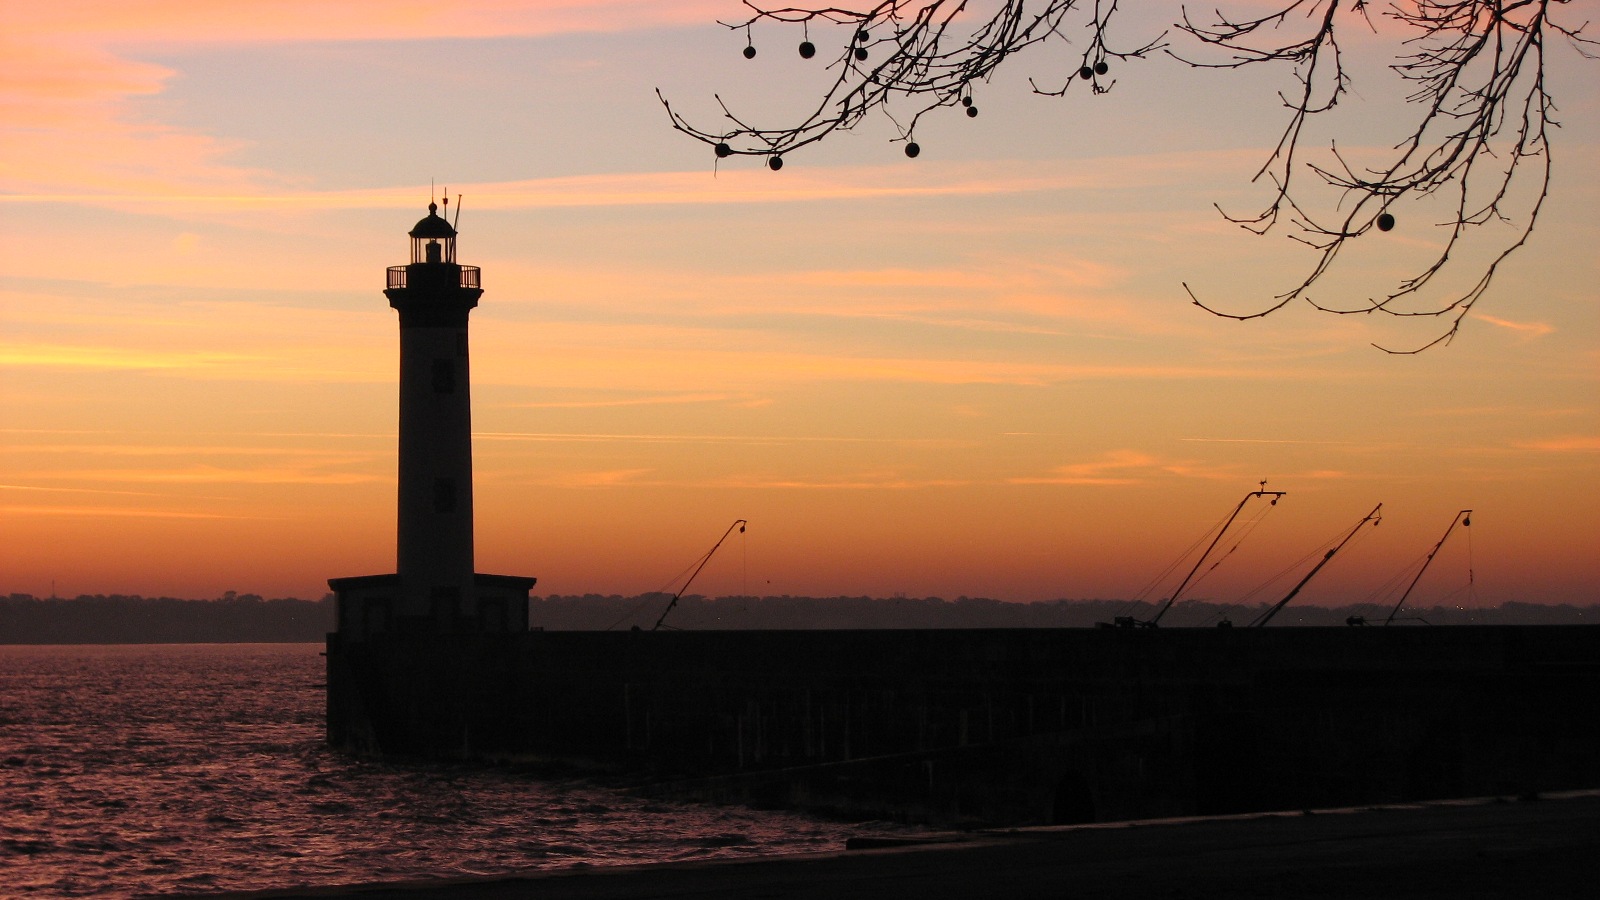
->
660, 1, 1596, 350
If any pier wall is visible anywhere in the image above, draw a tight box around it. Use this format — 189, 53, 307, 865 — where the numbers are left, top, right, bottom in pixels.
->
326, 627, 1600, 826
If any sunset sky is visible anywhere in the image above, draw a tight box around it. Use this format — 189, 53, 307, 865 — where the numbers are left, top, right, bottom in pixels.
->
3, 1, 1596, 612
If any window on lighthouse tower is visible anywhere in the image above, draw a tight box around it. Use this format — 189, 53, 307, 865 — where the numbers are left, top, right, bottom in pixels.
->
424, 239, 442, 264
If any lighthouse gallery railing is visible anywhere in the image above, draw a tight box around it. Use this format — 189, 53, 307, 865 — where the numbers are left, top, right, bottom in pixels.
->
387, 266, 481, 290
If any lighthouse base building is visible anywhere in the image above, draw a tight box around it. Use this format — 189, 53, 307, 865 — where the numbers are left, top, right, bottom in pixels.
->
329, 572, 534, 636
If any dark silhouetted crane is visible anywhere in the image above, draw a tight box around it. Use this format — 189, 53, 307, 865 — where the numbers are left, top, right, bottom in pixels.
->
653, 519, 748, 630
1249, 503, 1383, 627
1118, 483, 1286, 628
1382, 510, 1472, 626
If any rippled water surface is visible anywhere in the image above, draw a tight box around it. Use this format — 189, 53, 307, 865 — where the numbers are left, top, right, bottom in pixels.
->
0, 644, 888, 897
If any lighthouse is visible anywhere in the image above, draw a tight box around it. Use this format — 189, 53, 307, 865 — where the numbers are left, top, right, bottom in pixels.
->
389, 202, 478, 607
329, 203, 535, 637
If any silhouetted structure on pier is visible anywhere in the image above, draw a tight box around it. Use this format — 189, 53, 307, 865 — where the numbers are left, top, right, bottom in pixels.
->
325, 214, 1600, 828
328, 204, 534, 636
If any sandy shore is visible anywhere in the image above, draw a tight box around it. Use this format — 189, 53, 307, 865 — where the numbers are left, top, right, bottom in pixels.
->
200, 791, 1600, 899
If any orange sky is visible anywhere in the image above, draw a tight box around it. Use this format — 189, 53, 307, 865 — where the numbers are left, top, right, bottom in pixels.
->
3, 1, 1597, 609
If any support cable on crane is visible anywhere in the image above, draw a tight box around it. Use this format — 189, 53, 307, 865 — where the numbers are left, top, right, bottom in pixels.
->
1112, 482, 1286, 628
1381, 510, 1471, 626
1249, 503, 1383, 627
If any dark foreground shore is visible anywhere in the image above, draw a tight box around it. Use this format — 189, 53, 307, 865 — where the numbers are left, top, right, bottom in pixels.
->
201, 790, 1600, 900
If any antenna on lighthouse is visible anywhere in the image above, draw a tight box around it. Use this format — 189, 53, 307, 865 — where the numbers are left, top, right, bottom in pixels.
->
452, 194, 463, 229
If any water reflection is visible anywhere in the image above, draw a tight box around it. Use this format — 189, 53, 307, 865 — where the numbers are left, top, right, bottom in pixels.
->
0, 644, 890, 897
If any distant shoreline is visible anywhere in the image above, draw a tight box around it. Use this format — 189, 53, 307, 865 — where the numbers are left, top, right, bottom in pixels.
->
2, 593, 1595, 644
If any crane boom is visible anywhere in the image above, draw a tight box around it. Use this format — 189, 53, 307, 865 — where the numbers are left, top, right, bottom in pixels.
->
653, 519, 748, 631
1134, 483, 1286, 627
1383, 510, 1471, 626
1250, 503, 1382, 627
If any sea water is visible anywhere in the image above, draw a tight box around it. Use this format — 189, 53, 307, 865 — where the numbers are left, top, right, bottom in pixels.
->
0, 644, 883, 897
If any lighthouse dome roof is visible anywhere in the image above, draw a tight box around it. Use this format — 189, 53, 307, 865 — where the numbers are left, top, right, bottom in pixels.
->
409, 203, 456, 239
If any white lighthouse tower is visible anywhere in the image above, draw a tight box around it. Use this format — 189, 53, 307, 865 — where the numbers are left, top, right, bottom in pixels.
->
330, 203, 535, 637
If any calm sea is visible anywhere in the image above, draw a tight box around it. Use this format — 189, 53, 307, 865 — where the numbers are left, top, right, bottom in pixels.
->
0, 644, 891, 898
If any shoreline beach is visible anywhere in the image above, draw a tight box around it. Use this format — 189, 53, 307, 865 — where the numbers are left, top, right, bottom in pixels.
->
200, 790, 1600, 899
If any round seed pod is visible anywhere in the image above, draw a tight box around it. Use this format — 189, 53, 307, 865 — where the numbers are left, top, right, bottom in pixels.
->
743, 45, 756, 59
966, 106, 978, 118
768, 156, 784, 171
799, 41, 815, 59
715, 143, 732, 158
1377, 213, 1396, 232
854, 47, 869, 61
1094, 60, 1109, 75
905, 142, 920, 158
1079, 66, 1093, 80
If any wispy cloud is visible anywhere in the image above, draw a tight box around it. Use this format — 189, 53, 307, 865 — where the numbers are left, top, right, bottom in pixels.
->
496, 255, 1176, 337
1473, 313, 1555, 339
12, 2, 726, 46
1514, 436, 1600, 452
476, 431, 957, 446
706, 475, 972, 490
538, 468, 655, 488
0, 343, 265, 372
485, 342, 1276, 391
1009, 450, 1238, 486
790, 259, 1124, 293
503, 392, 766, 410
0, 483, 167, 498
0, 35, 260, 196
0, 335, 389, 384
5, 153, 1249, 213
1181, 438, 1358, 445
1290, 470, 1352, 481
0, 429, 395, 440
513, 471, 973, 490
0, 504, 264, 520
0, 444, 381, 459
4, 1, 728, 195
26, 467, 387, 485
